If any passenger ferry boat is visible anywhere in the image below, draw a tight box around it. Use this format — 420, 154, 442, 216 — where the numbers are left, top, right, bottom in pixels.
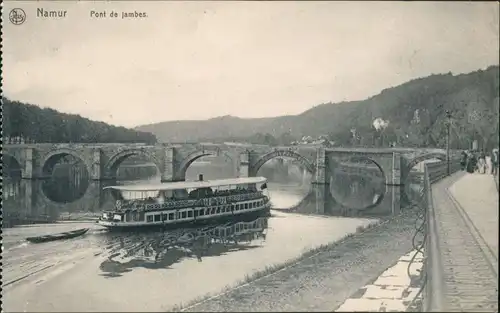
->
97, 175, 271, 230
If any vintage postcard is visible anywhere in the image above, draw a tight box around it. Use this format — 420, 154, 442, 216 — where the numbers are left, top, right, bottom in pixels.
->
2, 1, 499, 312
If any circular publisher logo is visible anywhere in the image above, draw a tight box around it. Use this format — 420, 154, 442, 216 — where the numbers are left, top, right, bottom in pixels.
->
9, 8, 26, 25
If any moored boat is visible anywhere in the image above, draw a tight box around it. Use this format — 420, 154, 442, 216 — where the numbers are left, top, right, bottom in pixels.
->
26, 228, 90, 244
97, 176, 271, 231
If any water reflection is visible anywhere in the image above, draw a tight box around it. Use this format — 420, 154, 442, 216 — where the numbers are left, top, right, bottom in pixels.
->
99, 217, 268, 278
41, 173, 90, 203
2, 178, 114, 227
2, 159, 416, 228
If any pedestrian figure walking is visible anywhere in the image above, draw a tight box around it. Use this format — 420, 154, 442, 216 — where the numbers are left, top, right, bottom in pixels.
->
466, 151, 476, 174
492, 148, 499, 176
460, 150, 467, 171
478, 150, 487, 174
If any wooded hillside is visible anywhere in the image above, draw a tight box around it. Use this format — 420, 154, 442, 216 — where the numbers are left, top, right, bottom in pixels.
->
2, 97, 157, 144
136, 66, 499, 150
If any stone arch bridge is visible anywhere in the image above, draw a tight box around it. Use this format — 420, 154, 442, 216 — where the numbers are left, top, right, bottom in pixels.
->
4, 143, 460, 214
3, 143, 458, 185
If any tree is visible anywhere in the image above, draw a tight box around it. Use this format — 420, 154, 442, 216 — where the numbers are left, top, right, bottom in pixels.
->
2, 97, 157, 144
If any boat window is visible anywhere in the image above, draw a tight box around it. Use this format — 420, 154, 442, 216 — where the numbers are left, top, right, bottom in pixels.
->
181, 211, 187, 219
199, 209, 205, 216
250, 202, 254, 208
168, 212, 175, 220
188, 210, 193, 218
210, 208, 216, 215
162, 213, 168, 221
147, 215, 153, 222
235, 204, 240, 211
245, 203, 249, 209
154, 214, 161, 222
216, 207, 221, 214
194, 210, 199, 217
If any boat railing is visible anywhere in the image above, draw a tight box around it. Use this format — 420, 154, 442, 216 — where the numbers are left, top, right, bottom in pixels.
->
116, 191, 266, 212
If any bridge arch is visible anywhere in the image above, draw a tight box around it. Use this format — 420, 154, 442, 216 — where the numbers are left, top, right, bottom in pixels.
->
329, 155, 386, 211
405, 152, 447, 174
176, 147, 233, 181
104, 149, 162, 179
3, 153, 23, 178
250, 149, 316, 177
402, 152, 447, 204
41, 148, 91, 178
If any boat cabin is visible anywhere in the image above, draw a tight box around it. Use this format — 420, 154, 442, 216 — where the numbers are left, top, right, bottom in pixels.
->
99, 177, 270, 227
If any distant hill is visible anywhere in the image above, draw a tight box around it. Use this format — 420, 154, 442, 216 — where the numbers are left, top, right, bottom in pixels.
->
139, 65, 499, 150
3, 97, 157, 144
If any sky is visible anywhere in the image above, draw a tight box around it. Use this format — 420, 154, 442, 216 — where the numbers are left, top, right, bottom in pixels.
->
3, 1, 499, 128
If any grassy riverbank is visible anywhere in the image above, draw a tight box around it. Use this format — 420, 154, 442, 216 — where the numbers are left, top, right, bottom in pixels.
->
172, 209, 420, 312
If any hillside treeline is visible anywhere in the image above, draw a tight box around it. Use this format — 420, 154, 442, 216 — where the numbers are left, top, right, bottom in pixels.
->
323, 66, 499, 150
2, 97, 157, 144
137, 66, 499, 151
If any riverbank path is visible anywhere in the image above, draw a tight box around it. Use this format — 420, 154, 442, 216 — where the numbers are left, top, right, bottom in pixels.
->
431, 171, 498, 312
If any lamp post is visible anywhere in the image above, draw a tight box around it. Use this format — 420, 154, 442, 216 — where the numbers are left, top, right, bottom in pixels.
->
446, 110, 452, 175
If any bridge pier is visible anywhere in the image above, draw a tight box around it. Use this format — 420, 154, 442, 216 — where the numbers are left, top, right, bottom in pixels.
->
90, 148, 102, 180
161, 147, 175, 182
22, 148, 35, 179
312, 147, 327, 184
238, 151, 250, 178
388, 152, 402, 214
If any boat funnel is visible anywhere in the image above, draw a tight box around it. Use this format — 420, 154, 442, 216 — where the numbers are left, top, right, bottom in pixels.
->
198, 174, 204, 181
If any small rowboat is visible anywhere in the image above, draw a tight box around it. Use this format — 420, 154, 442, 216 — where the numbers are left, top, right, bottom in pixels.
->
26, 228, 89, 244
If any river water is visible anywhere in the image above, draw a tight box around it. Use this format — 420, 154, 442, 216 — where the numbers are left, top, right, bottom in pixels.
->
2, 161, 423, 311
